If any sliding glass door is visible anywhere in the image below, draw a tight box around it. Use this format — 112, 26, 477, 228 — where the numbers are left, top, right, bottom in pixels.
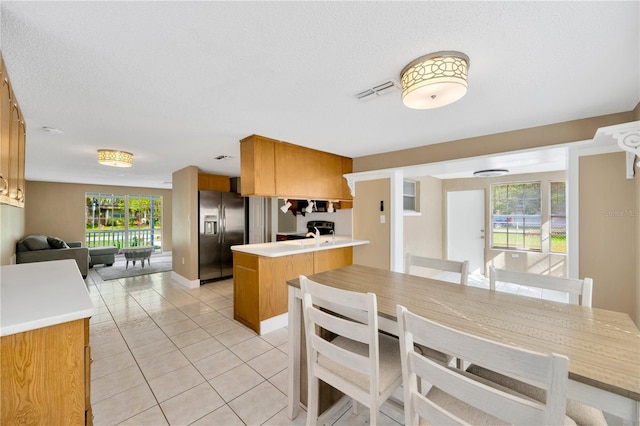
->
85, 193, 163, 251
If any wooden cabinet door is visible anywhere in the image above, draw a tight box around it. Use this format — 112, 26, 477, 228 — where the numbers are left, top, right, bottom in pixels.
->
7, 101, 20, 204
1, 319, 86, 425
16, 117, 25, 204
233, 252, 261, 333
0, 69, 11, 200
240, 135, 276, 196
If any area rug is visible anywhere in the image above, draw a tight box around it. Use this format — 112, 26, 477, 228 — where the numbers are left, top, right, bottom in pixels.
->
94, 254, 172, 281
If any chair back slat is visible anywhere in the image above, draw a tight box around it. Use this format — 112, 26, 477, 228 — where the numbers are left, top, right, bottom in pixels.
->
490, 266, 593, 307
308, 306, 370, 345
405, 254, 469, 285
397, 304, 569, 426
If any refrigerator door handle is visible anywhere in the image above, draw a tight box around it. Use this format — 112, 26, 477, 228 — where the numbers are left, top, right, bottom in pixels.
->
218, 205, 222, 243
222, 205, 226, 242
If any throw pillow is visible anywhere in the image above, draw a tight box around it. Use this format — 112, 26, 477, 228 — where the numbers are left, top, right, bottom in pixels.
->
47, 236, 70, 249
22, 234, 51, 251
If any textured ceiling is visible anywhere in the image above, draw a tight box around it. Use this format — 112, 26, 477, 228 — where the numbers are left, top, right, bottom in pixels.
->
1, 1, 638, 188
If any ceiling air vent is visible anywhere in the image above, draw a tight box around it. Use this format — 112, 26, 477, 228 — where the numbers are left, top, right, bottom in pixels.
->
354, 79, 400, 102
214, 155, 233, 160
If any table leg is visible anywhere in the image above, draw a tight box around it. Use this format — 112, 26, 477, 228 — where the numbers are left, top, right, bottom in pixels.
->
126, 260, 129, 269
287, 286, 301, 420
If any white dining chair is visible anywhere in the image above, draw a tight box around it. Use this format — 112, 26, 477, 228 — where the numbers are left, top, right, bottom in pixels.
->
300, 275, 403, 426
489, 266, 593, 307
470, 267, 606, 425
405, 254, 469, 368
396, 304, 571, 425
405, 254, 469, 285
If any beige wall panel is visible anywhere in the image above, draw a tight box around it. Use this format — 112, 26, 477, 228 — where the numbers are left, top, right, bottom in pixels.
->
404, 176, 443, 261
442, 171, 567, 277
172, 166, 198, 280
0, 204, 25, 265
354, 112, 634, 172
579, 152, 636, 322
353, 179, 390, 269
23, 180, 172, 246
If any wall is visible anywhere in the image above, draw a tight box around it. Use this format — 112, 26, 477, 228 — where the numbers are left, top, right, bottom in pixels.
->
24, 181, 172, 251
293, 208, 353, 236
0, 204, 25, 265
579, 152, 637, 322
354, 111, 634, 172
442, 170, 567, 276
404, 176, 443, 261
171, 166, 198, 282
353, 179, 390, 269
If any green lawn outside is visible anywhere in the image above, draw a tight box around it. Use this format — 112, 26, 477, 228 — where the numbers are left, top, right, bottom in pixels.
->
492, 232, 566, 253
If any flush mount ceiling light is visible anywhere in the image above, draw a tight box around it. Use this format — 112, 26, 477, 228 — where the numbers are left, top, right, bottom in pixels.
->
97, 149, 133, 167
400, 51, 469, 109
473, 169, 509, 177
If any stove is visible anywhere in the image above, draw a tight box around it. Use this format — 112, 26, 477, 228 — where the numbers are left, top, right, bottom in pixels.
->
277, 221, 335, 241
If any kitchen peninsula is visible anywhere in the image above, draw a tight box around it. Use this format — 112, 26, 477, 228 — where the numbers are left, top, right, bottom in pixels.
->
231, 236, 368, 334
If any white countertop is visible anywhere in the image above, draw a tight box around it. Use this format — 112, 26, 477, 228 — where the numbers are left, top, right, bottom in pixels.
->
231, 235, 369, 257
0, 259, 94, 337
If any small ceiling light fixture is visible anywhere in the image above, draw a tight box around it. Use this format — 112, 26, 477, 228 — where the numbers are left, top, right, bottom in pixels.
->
400, 51, 470, 109
97, 149, 133, 167
305, 200, 314, 214
473, 169, 509, 177
280, 199, 292, 213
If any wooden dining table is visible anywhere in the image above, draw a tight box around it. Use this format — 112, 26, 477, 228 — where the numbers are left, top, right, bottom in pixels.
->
286, 264, 640, 423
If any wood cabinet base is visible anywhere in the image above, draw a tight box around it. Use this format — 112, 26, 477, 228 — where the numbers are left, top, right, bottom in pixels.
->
233, 247, 353, 334
1, 318, 91, 425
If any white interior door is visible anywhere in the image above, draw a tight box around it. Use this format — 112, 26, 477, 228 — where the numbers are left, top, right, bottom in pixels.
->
447, 190, 485, 275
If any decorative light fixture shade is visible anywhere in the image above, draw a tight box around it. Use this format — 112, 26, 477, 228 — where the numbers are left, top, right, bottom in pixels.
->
400, 51, 469, 109
97, 149, 133, 167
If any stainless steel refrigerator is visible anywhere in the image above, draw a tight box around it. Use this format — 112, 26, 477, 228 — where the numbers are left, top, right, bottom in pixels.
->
198, 190, 245, 282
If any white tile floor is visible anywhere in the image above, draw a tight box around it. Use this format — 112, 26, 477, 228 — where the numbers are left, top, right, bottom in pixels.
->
86, 256, 402, 426
86, 258, 598, 425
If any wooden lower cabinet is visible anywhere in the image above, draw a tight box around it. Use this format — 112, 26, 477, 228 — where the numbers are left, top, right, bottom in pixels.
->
1, 317, 92, 425
233, 247, 353, 334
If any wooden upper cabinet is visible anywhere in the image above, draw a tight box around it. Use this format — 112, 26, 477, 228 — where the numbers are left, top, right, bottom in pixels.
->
240, 134, 352, 201
198, 173, 230, 192
0, 53, 26, 208
240, 135, 276, 196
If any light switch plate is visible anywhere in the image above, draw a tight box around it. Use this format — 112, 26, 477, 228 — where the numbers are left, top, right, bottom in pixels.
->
380, 214, 385, 224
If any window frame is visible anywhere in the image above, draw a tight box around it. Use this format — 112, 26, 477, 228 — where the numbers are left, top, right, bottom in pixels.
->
403, 179, 419, 214
549, 181, 567, 254
490, 181, 542, 252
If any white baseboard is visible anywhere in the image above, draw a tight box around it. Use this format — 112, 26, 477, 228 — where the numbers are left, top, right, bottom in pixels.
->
171, 271, 199, 289
260, 313, 288, 335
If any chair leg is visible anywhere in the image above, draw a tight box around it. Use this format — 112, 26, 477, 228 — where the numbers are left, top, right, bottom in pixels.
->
306, 376, 319, 426
369, 406, 378, 425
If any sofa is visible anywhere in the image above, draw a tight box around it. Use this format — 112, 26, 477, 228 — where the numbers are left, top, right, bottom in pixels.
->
16, 234, 90, 278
